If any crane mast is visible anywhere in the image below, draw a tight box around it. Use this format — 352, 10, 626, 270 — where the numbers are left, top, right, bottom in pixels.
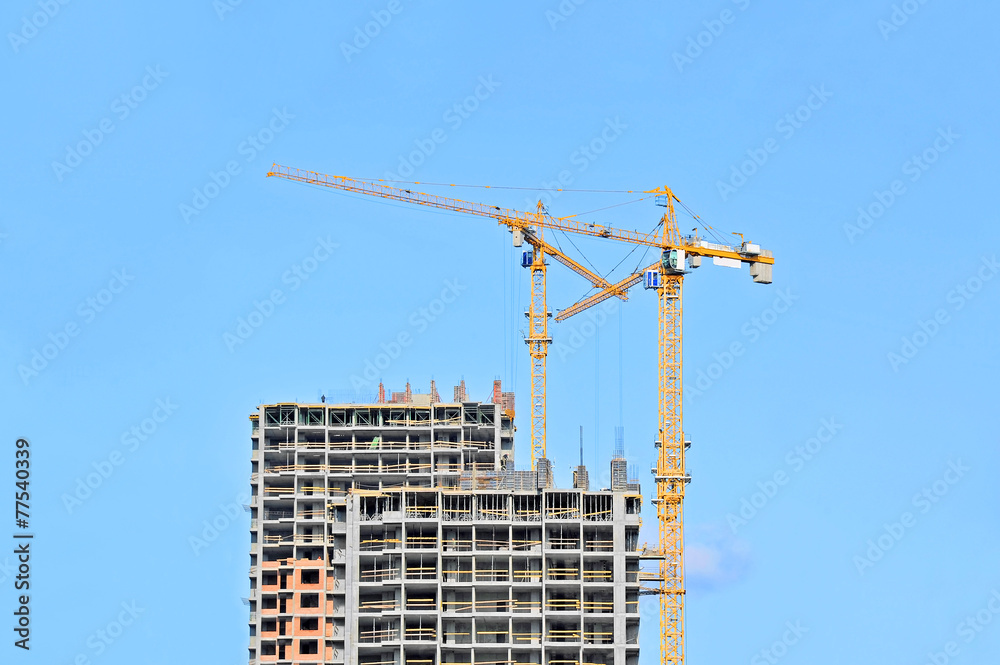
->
654, 195, 687, 665
526, 210, 550, 474
267, 163, 775, 665
651, 274, 686, 663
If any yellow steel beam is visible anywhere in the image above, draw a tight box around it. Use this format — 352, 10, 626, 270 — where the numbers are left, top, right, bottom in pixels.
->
657, 273, 686, 665
554, 261, 658, 322
523, 230, 629, 302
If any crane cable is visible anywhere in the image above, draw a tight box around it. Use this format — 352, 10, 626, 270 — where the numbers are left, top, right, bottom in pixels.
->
563, 217, 661, 311
559, 195, 656, 220
325, 175, 733, 254
321, 173, 734, 248
370, 178, 648, 194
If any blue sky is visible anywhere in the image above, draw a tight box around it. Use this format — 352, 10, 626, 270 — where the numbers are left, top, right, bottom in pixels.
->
2, 1, 998, 663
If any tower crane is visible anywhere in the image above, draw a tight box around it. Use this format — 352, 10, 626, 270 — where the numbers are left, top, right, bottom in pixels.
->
266, 163, 775, 665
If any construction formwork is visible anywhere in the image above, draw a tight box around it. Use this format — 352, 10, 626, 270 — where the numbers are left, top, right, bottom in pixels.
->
247, 388, 642, 665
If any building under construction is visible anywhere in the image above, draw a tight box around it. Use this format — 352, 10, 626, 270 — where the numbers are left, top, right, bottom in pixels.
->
247, 381, 645, 665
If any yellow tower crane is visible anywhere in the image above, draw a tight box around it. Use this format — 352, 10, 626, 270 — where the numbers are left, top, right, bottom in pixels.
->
266, 163, 775, 665
549, 194, 773, 665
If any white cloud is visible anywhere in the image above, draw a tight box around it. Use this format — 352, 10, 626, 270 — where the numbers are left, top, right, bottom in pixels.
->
686, 523, 752, 591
